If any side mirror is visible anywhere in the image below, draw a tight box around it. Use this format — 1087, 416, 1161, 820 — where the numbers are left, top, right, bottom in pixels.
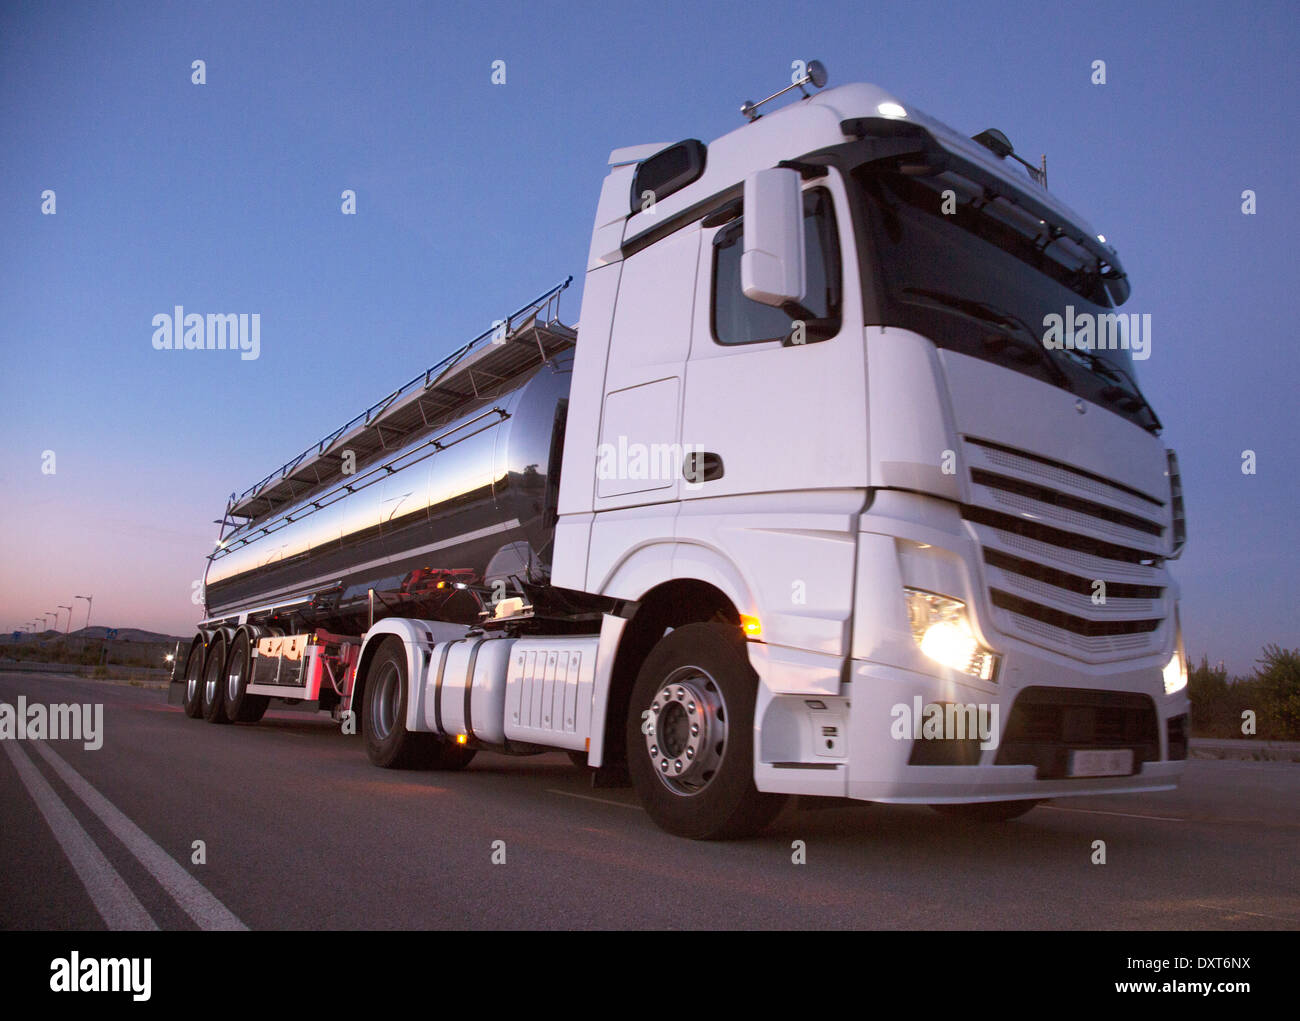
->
741, 168, 805, 308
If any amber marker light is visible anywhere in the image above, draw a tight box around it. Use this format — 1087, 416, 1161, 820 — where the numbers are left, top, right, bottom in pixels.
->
739, 614, 762, 639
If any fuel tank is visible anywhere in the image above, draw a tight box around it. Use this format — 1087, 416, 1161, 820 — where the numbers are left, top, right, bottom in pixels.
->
203, 351, 573, 631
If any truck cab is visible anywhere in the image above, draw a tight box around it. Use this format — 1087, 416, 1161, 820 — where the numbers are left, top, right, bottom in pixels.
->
553, 79, 1188, 826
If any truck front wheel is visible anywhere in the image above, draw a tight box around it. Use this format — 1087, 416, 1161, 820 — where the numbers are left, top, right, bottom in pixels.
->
626, 622, 786, 840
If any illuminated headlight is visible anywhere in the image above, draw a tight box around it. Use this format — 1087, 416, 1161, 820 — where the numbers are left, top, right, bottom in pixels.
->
1162, 650, 1187, 695
904, 588, 999, 681
1163, 607, 1188, 694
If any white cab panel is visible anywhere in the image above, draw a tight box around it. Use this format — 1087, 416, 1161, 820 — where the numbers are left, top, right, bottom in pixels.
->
593, 225, 699, 512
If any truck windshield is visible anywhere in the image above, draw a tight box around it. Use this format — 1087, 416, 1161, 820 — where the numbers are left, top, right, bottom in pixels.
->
854, 167, 1159, 432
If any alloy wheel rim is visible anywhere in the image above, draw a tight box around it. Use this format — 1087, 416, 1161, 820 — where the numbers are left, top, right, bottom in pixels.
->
642, 665, 728, 797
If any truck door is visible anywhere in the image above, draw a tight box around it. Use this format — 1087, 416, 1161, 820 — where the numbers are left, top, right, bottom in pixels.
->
592, 223, 700, 510
682, 174, 868, 499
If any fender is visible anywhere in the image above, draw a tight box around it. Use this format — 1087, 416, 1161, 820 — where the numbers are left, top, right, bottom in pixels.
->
354, 619, 470, 734
597, 538, 756, 617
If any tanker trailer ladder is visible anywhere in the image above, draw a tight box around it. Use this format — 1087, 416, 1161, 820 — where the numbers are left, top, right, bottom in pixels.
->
223, 277, 575, 529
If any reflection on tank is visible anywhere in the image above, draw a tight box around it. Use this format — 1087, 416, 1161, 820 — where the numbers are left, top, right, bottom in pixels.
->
203, 353, 573, 634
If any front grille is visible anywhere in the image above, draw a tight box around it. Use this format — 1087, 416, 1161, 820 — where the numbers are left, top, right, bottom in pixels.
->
962, 437, 1171, 663
995, 686, 1160, 778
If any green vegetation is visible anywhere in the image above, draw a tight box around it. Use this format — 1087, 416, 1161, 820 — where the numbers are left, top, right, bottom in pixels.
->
1189, 644, 1300, 740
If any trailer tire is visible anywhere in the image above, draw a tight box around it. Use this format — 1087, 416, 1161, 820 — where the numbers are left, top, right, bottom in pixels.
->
182, 637, 205, 719
931, 800, 1042, 822
200, 634, 231, 724
626, 622, 787, 840
223, 630, 269, 723
362, 638, 437, 769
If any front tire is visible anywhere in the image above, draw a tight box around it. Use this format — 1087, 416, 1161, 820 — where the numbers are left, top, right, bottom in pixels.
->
626, 622, 786, 840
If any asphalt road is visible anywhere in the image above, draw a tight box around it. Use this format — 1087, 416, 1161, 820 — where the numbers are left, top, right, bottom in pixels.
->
2, 670, 1297, 930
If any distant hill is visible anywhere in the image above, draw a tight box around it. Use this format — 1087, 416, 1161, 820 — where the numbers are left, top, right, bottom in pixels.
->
2, 627, 188, 644
73, 626, 188, 643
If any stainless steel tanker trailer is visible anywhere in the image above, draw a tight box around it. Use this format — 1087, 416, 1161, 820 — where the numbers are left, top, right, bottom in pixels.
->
174, 280, 597, 759
171, 70, 1190, 839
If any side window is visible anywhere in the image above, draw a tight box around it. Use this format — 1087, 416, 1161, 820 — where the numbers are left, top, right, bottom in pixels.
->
711, 188, 841, 345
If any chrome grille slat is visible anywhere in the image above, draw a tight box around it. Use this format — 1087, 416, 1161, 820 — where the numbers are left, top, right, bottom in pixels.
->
983, 567, 1160, 620
962, 436, 1171, 664
996, 609, 1160, 656
976, 484, 1164, 552
969, 440, 1163, 517
975, 525, 1160, 582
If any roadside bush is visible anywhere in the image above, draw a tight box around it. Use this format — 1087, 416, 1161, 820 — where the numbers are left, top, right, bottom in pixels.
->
1253, 644, 1300, 740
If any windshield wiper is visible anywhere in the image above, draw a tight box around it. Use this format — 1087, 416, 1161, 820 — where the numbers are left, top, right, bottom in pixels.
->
901, 287, 1069, 386
1058, 348, 1163, 432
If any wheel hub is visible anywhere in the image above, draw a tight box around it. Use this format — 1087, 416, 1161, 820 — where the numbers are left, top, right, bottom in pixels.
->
642, 667, 728, 797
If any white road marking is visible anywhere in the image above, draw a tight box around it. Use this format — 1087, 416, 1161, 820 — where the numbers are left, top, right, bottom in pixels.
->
2, 740, 157, 930
1193, 901, 1298, 923
30, 740, 248, 931
546, 788, 644, 811
1040, 804, 1185, 822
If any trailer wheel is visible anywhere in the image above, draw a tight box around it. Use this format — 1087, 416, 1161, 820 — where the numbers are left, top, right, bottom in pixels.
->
223, 631, 269, 723
931, 800, 1042, 822
182, 637, 205, 719
626, 622, 787, 840
201, 634, 231, 724
362, 639, 436, 769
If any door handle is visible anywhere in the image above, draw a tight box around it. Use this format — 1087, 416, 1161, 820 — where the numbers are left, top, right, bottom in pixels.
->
683, 451, 724, 484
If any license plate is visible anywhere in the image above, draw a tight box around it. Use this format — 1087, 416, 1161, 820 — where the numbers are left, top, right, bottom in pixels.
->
1067, 748, 1133, 777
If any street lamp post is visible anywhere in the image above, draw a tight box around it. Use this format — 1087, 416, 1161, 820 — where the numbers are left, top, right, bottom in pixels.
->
75, 595, 93, 631
59, 605, 73, 635
44, 612, 57, 631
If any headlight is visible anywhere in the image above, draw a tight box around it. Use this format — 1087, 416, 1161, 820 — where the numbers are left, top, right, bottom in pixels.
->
904, 588, 999, 681
1162, 650, 1187, 695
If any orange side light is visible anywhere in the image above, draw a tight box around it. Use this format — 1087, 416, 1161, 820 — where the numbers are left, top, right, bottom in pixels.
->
739, 614, 762, 639
455, 734, 468, 745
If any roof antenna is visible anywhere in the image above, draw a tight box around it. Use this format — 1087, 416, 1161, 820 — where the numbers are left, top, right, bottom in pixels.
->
741, 60, 829, 122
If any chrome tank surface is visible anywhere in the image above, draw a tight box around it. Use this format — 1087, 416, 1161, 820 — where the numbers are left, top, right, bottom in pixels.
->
203, 352, 573, 630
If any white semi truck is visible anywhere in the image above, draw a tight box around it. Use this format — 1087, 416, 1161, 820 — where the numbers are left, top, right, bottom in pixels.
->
171, 65, 1190, 839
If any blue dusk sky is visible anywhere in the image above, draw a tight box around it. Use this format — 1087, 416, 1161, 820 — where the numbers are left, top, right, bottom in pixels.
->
0, 0, 1296, 675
